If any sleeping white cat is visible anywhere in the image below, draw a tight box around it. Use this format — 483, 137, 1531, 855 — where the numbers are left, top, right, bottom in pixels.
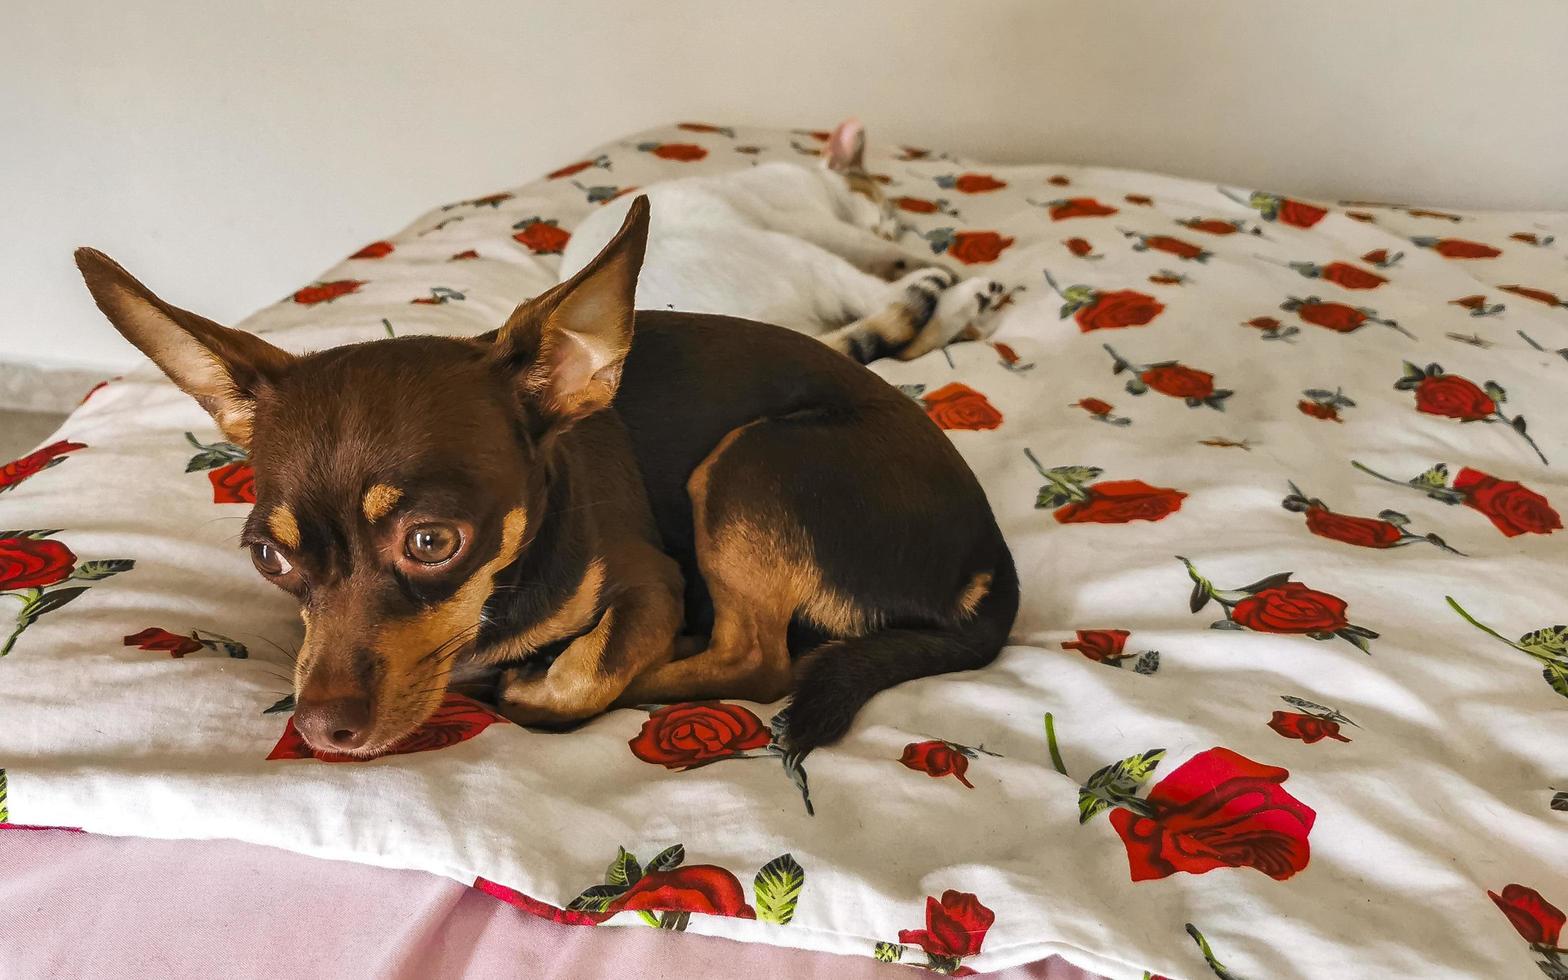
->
559, 119, 1008, 362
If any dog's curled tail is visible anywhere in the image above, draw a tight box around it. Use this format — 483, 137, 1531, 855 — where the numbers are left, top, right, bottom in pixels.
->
783, 546, 1019, 754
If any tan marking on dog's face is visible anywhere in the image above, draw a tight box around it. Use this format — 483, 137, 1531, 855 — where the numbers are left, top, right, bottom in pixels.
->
362, 484, 403, 523
296, 507, 528, 756
267, 506, 301, 550
955, 571, 992, 619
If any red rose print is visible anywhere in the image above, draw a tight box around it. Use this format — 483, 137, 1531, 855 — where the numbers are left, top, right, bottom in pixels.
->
1406, 208, 1462, 221
1298, 400, 1341, 422
548, 160, 597, 179
123, 627, 204, 658
267, 693, 502, 762
1054, 480, 1187, 524
1318, 262, 1385, 290
1488, 883, 1564, 948
1140, 365, 1214, 399
993, 342, 1031, 372
1061, 629, 1130, 663
1414, 375, 1495, 421
898, 891, 995, 960
1304, 508, 1404, 548
1246, 316, 1282, 331
922, 382, 1003, 431
1345, 211, 1376, 222
513, 220, 571, 255
1147, 271, 1187, 286
1104, 347, 1231, 408
1283, 296, 1411, 338
1285, 485, 1458, 554
1125, 194, 1153, 206
1049, 197, 1117, 220
1047, 175, 1070, 187
1143, 235, 1206, 260
474, 878, 606, 927
1360, 248, 1399, 267
603, 866, 756, 919
207, 462, 255, 504
450, 249, 479, 261
896, 196, 941, 214
350, 241, 394, 259
944, 231, 1014, 265
1396, 363, 1545, 463
951, 173, 1006, 193
1509, 232, 1553, 246
0, 537, 76, 590
292, 280, 364, 305
1182, 218, 1244, 235
1500, 284, 1565, 307
0, 440, 86, 494
1454, 468, 1561, 537
1276, 199, 1328, 228
1064, 237, 1096, 258
1451, 295, 1486, 310
1075, 290, 1165, 332
1294, 300, 1366, 333
628, 701, 770, 769
1268, 711, 1350, 744
677, 122, 727, 134
1077, 397, 1113, 416
1109, 747, 1316, 881
1231, 583, 1349, 634
900, 741, 975, 788
651, 143, 707, 162
1418, 237, 1501, 259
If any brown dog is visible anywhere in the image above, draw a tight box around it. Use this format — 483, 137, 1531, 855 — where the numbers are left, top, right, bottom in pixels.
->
76, 197, 1017, 756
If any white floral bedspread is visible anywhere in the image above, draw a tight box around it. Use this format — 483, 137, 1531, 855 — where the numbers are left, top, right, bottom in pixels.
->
3, 123, 1566, 980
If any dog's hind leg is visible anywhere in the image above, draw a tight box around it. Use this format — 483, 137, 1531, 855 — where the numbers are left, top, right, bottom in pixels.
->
618, 405, 1017, 751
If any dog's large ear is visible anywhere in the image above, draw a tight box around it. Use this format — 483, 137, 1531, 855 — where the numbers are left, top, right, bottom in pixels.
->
822, 117, 866, 173
489, 195, 649, 432
75, 249, 295, 448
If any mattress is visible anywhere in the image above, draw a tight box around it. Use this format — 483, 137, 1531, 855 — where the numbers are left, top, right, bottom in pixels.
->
2, 122, 1565, 979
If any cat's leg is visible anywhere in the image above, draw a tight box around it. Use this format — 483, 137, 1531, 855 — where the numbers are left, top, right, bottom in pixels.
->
819, 267, 958, 362
772, 214, 944, 281
893, 278, 1014, 361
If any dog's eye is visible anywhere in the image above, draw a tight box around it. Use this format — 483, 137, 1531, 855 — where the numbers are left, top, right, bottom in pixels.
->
251, 542, 293, 577
405, 523, 460, 564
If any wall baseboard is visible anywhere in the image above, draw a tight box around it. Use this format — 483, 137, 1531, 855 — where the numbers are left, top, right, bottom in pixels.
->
0, 359, 111, 414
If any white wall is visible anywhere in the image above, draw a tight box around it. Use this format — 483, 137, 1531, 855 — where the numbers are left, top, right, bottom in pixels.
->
4, 0, 1565, 372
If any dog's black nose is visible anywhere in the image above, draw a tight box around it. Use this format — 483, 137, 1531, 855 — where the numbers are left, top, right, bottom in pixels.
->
294, 697, 373, 752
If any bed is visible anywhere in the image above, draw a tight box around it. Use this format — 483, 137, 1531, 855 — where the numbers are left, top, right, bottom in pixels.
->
2, 122, 1565, 980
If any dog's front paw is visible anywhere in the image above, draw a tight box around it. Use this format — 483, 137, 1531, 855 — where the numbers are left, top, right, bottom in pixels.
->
494, 668, 581, 729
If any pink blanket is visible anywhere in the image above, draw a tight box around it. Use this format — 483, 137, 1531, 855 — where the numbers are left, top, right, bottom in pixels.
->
0, 829, 1096, 979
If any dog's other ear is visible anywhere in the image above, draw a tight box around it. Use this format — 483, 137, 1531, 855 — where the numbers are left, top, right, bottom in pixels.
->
490, 195, 649, 431
822, 117, 866, 173
74, 248, 295, 448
